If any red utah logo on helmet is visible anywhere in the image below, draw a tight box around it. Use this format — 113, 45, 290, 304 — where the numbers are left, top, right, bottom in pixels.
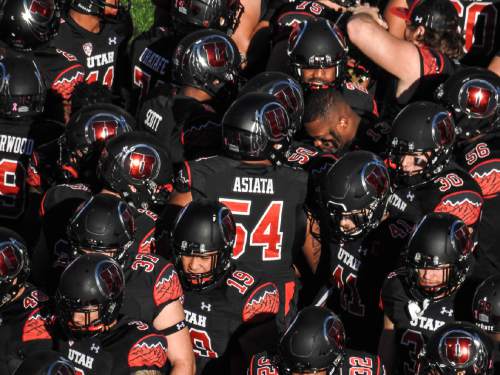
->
92, 120, 118, 142
128, 151, 157, 180
203, 41, 229, 68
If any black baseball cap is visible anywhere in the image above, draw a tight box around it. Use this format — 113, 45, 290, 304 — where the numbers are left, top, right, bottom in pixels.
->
391, 0, 459, 32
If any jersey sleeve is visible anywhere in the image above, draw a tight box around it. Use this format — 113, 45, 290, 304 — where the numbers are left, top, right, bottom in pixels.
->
127, 332, 169, 371
49, 50, 85, 101
242, 282, 280, 323
152, 261, 184, 308
248, 352, 279, 375
39, 183, 91, 217
134, 209, 159, 254
380, 271, 409, 325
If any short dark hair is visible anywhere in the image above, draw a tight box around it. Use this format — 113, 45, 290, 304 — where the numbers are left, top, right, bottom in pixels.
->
303, 88, 342, 123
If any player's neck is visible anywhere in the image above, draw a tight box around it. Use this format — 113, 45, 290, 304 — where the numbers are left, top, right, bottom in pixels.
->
241, 160, 273, 166
69, 9, 101, 33
180, 86, 213, 103
100, 188, 121, 198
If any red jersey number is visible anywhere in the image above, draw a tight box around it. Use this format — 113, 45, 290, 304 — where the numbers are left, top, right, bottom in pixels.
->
189, 328, 218, 358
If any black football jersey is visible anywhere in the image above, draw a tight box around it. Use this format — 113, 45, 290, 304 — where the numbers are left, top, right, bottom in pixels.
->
0, 285, 53, 374
248, 348, 386, 375
406, 0, 500, 67
317, 225, 400, 353
185, 155, 308, 281
54, 319, 168, 375
121, 253, 184, 324
387, 163, 483, 229
381, 270, 468, 375
127, 26, 178, 112
52, 14, 130, 90
183, 268, 279, 374
455, 134, 500, 278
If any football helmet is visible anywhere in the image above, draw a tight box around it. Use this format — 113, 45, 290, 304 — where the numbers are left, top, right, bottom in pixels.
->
60, 103, 134, 179
278, 306, 346, 375
418, 321, 494, 375
472, 274, 500, 333
0, 0, 60, 50
170, 0, 242, 34
0, 227, 30, 308
55, 253, 125, 337
239, 71, 304, 136
388, 101, 456, 188
405, 213, 472, 302
14, 351, 75, 375
321, 150, 390, 240
70, 0, 131, 17
436, 67, 500, 138
98, 131, 174, 210
171, 199, 235, 291
287, 18, 348, 88
0, 56, 46, 119
172, 29, 241, 99
223, 92, 291, 163
67, 194, 135, 265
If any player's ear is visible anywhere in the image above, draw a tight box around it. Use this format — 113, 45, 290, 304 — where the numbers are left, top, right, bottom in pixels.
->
414, 25, 426, 41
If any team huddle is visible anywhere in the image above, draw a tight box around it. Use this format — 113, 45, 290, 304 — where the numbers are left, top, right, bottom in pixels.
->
0, 0, 499, 374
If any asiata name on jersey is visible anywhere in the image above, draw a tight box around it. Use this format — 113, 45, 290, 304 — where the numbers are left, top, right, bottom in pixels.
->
233, 177, 274, 194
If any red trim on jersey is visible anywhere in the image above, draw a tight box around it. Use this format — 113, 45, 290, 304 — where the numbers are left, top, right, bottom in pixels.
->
284, 281, 296, 316
184, 161, 192, 189
139, 227, 155, 254
39, 192, 48, 217
52, 64, 84, 85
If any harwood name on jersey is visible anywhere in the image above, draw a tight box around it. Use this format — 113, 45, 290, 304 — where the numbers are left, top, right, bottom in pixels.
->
0, 135, 34, 155
87, 52, 115, 68
185, 309, 207, 328
139, 48, 169, 75
233, 177, 274, 194
68, 348, 94, 369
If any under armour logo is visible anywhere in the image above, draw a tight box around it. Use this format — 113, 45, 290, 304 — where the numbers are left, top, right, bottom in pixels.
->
406, 191, 415, 202
90, 343, 100, 353
176, 321, 186, 331
414, 16, 423, 23
108, 37, 117, 45
201, 302, 211, 312
68, 340, 74, 347
440, 306, 454, 317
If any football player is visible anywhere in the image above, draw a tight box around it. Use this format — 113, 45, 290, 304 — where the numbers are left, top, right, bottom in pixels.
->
136, 29, 241, 162
13, 351, 76, 375
316, 150, 396, 353
0, 0, 85, 123
169, 92, 316, 332
66, 194, 196, 375
416, 321, 495, 374
386, 101, 483, 235
287, 18, 377, 116
0, 228, 53, 374
171, 199, 280, 374
378, 213, 474, 375
51, 0, 132, 91
436, 67, 500, 280
384, 0, 500, 68
127, 0, 242, 113
52, 253, 170, 374
248, 306, 386, 375
472, 275, 500, 372
348, 0, 460, 109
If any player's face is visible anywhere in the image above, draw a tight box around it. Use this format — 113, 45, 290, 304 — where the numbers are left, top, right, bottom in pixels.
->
399, 152, 430, 175
417, 266, 450, 289
72, 305, 100, 327
104, 0, 119, 16
302, 67, 337, 87
79, 247, 119, 259
292, 371, 327, 375
181, 252, 218, 275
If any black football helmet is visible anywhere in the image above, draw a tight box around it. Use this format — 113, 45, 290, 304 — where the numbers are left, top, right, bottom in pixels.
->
98, 131, 174, 210
287, 18, 348, 89
0, 56, 46, 119
14, 351, 75, 375
321, 151, 390, 241
0, 228, 30, 308
278, 306, 346, 375
70, 0, 130, 17
0, 0, 60, 50
436, 67, 500, 138
472, 274, 500, 334
172, 29, 241, 100
59, 103, 134, 179
405, 213, 472, 302
171, 199, 235, 291
417, 321, 494, 375
67, 194, 135, 265
55, 253, 125, 337
170, 0, 242, 34
388, 101, 456, 188
223, 92, 291, 163
239, 71, 304, 137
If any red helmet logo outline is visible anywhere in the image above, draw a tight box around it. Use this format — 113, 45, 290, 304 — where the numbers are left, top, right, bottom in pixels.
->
97, 260, 124, 298
444, 336, 473, 366
203, 41, 229, 68
0, 244, 20, 278
91, 120, 119, 142
261, 103, 288, 141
